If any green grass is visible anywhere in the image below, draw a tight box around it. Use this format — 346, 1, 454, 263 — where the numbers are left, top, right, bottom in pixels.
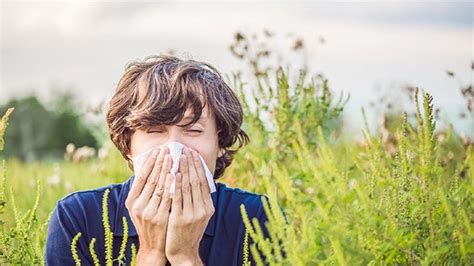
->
0, 66, 472, 265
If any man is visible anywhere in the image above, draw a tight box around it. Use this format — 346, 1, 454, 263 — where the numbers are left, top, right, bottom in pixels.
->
45, 54, 286, 265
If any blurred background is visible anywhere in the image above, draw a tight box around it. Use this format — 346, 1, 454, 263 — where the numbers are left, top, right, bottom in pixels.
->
1, 1, 472, 161
0, 2, 473, 264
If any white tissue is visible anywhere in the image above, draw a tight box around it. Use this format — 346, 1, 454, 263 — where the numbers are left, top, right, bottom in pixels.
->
131, 141, 216, 194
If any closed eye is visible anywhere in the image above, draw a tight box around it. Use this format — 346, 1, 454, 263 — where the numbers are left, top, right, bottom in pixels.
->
147, 129, 202, 133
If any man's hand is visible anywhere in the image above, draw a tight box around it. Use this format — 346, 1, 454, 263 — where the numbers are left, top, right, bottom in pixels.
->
125, 147, 174, 266
165, 146, 215, 265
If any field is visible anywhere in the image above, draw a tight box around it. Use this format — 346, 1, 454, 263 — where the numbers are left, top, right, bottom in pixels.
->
0, 63, 473, 265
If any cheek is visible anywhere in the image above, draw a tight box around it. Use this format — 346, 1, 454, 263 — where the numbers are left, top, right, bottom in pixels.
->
129, 132, 163, 156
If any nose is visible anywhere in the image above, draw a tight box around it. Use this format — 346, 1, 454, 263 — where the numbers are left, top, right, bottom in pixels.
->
165, 126, 187, 147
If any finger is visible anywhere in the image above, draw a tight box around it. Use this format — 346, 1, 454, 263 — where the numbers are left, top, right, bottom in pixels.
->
157, 173, 174, 215
160, 148, 173, 180
179, 154, 193, 213
138, 147, 167, 203
191, 149, 213, 211
146, 186, 163, 213
148, 146, 169, 186
127, 148, 160, 203
184, 147, 203, 211
171, 173, 183, 215
191, 149, 211, 195
146, 153, 171, 211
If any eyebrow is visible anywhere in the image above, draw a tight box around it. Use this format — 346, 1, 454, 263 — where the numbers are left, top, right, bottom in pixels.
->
183, 114, 208, 121
178, 115, 208, 127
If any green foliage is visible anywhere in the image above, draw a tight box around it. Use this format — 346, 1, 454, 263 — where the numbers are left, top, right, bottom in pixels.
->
71, 232, 82, 265
102, 188, 113, 266
0, 43, 472, 264
234, 87, 473, 265
116, 216, 129, 264
70, 188, 134, 265
243, 228, 250, 266
0, 108, 14, 151
1, 77, 473, 265
0, 106, 132, 265
0, 93, 99, 161
131, 243, 137, 266
89, 238, 100, 266
0, 108, 47, 265
240, 195, 290, 266
233, 67, 347, 162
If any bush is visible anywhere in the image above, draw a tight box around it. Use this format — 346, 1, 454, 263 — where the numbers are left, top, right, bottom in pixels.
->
237, 88, 473, 265
0, 30, 472, 264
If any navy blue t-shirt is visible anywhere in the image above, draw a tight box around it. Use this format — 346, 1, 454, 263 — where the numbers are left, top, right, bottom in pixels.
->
45, 175, 286, 265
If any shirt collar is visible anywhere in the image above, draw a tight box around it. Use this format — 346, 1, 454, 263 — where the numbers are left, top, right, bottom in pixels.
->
113, 175, 218, 237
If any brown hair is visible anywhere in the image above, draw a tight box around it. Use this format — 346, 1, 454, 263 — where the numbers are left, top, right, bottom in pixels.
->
106, 54, 249, 180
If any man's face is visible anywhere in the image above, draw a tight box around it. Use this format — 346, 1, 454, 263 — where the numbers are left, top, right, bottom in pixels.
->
128, 105, 222, 176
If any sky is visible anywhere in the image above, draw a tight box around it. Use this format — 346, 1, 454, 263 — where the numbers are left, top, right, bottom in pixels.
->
1, 1, 472, 136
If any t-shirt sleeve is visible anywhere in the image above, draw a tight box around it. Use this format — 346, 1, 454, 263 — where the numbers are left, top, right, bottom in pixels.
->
44, 200, 93, 265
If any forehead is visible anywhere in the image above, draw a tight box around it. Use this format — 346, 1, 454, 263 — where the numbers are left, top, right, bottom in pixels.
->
182, 104, 211, 121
